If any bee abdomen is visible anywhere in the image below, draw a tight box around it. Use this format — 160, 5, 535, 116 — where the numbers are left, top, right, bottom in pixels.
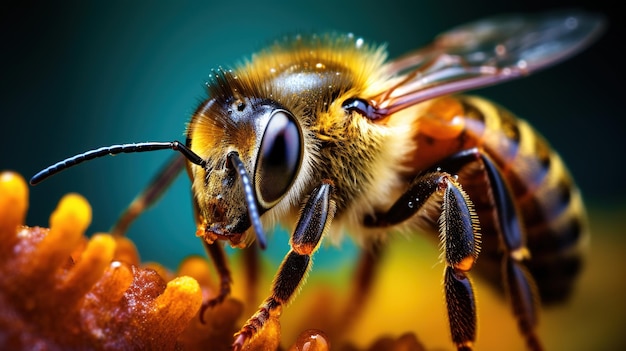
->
463, 96, 588, 304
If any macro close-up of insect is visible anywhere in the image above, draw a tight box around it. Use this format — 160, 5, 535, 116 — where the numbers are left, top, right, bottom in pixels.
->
19, 7, 609, 351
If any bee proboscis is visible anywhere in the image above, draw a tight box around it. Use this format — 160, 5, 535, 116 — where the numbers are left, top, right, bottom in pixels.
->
31, 9, 605, 351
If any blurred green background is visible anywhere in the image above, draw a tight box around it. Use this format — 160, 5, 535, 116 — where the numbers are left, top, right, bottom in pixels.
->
1, 0, 624, 349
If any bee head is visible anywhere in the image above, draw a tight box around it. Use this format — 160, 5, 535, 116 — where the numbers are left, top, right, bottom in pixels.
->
187, 71, 304, 248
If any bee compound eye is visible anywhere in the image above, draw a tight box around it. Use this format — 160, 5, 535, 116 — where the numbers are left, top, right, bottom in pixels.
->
255, 110, 302, 207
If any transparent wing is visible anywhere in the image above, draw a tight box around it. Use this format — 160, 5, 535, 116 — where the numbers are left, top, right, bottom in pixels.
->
372, 10, 606, 115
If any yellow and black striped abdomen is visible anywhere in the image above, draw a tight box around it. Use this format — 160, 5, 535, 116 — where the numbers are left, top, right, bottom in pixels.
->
460, 95, 588, 304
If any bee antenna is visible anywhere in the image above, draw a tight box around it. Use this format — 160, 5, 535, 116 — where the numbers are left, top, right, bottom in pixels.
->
227, 151, 267, 250
30, 141, 206, 185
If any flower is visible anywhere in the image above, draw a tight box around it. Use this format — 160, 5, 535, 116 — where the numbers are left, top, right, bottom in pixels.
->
0, 171, 204, 350
0, 171, 427, 351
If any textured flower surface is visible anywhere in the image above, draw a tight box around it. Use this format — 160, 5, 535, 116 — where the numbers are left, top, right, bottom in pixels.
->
0, 171, 427, 351
0, 171, 204, 350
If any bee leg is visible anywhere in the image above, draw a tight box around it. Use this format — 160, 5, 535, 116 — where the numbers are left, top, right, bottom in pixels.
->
364, 169, 461, 227
480, 154, 543, 351
419, 148, 543, 350
199, 240, 233, 323
437, 150, 543, 350
110, 154, 186, 236
367, 168, 481, 350
439, 176, 480, 351
232, 181, 336, 351
365, 148, 543, 350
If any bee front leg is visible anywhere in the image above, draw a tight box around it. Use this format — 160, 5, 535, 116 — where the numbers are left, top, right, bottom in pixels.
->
232, 180, 336, 351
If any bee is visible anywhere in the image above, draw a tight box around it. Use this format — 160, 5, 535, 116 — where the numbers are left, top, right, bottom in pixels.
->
30, 9, 605, 351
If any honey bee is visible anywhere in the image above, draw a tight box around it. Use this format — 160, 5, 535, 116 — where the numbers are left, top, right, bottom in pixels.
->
30, 9, 605, 351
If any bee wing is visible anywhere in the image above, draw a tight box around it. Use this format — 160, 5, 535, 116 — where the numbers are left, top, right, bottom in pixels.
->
374, 10, 605, 115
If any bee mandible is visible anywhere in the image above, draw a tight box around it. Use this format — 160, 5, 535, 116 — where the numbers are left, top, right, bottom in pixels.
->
30, 9, 605, 351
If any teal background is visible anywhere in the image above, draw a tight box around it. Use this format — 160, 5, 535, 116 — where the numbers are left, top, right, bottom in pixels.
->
2, 0, 623, 270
